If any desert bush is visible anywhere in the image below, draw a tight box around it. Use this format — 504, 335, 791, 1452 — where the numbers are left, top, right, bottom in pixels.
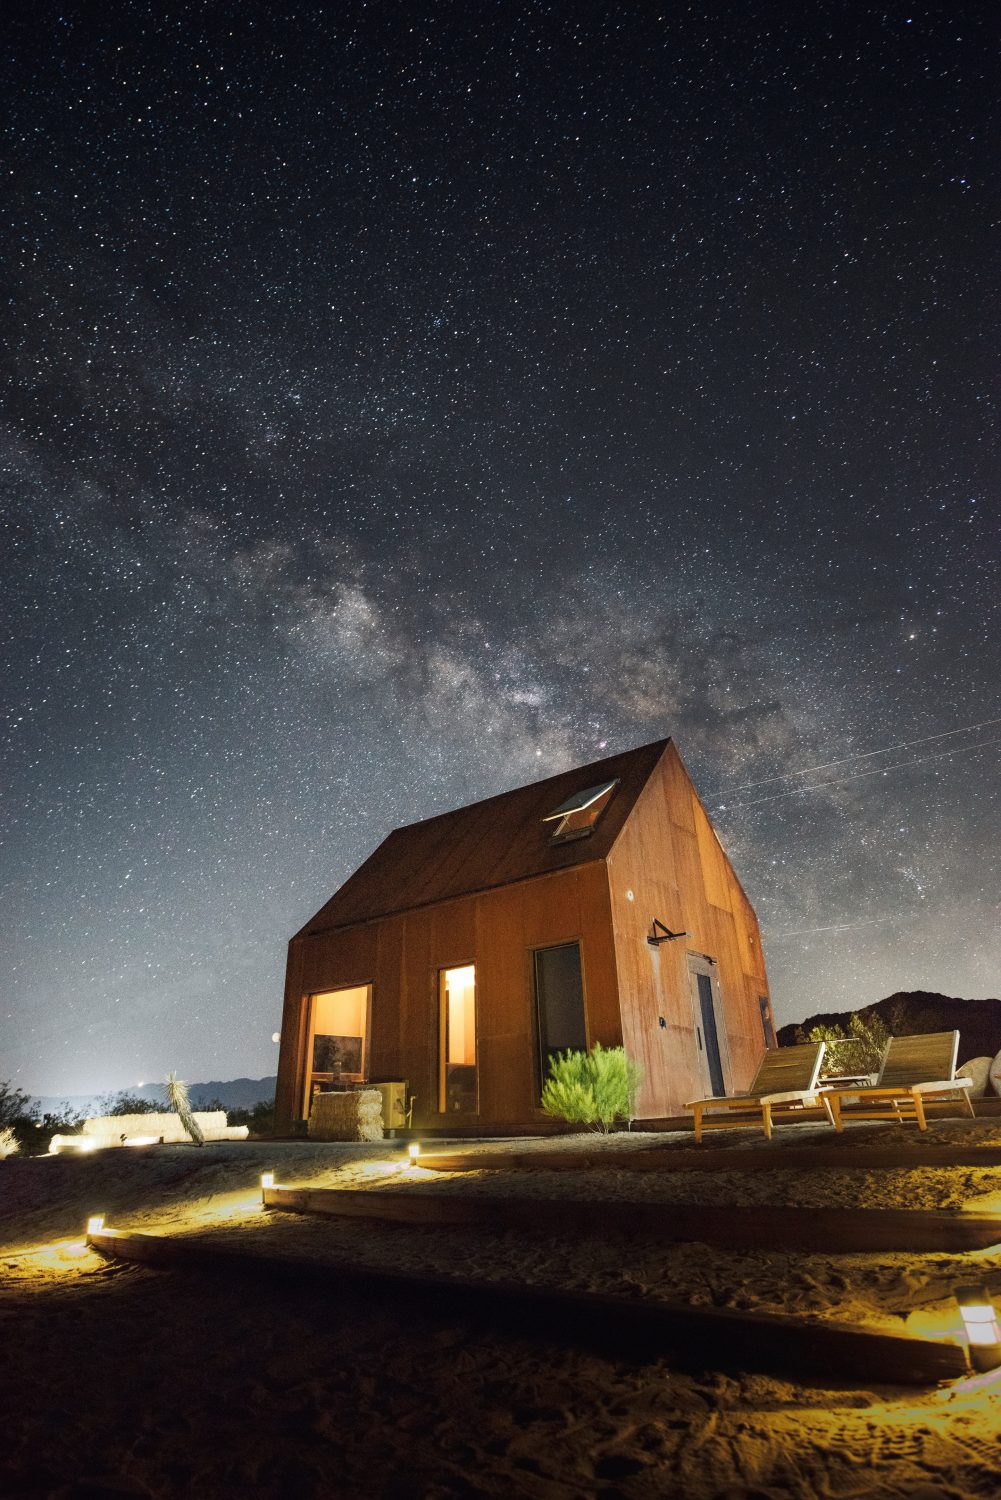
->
0, 1125, 19, 1159
808, 1011, 890, 1079
0, 1079, 35, 1128
540, 1043, 642, 1132
99, 1091, 163, 1116
224, 1098, 275, 1135
6, 1105, 85, 1155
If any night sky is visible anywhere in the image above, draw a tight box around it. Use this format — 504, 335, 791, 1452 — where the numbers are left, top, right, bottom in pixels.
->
3, 3, 999, 1099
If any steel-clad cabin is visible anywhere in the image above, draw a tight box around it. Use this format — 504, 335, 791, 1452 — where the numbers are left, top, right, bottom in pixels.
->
275, 739, 774, 1134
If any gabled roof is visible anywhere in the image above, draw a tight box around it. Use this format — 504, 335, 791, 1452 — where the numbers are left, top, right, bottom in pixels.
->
297, 738, 670, 936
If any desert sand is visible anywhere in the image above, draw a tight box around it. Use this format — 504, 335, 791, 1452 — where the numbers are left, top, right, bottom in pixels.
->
3, 1121, 1001, 1498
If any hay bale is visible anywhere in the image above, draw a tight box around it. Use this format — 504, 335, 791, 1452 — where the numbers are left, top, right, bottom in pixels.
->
990, 1049, 1001, 1098
308, 1089, 384, 1142
81, 1112, 188, 1143
959, 1058, 992, 1099
72, 1110, 236, 1149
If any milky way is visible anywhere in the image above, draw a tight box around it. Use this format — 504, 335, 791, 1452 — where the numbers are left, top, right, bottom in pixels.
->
3, 4, 999, 1096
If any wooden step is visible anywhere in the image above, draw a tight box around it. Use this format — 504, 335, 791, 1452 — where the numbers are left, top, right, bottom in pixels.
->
422, 1144, 1001, 1174
86, 1226, 968, 1387
263, 1184, 1001, 1252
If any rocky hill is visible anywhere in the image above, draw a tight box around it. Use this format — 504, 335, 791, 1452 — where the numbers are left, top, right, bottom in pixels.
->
777, 992, 1001, 1064
34, 1075, 277, 1119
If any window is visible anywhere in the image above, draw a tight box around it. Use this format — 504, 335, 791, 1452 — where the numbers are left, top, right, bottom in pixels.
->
534, 942, 587, 1087
542, 779, 618, 844
758, 995, 777, 1048
303, 984, 370, 1115
439, 965, 477, 1112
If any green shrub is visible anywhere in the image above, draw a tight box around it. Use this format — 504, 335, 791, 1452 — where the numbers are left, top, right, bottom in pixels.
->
540, 1043, 642, 1133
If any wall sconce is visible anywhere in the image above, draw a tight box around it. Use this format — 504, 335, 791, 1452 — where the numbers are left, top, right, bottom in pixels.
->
647, 918, 688, 947
956, 1285, 1001, 1371
86, 1214, 105, 1237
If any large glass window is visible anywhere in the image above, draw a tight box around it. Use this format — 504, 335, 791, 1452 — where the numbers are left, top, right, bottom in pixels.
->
439, 965, 477, 1113
303, 984, 370, 1116
534, 942, 587, 1087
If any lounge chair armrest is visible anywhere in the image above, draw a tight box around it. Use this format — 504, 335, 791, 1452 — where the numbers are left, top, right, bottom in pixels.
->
910, 1076, 972, 1094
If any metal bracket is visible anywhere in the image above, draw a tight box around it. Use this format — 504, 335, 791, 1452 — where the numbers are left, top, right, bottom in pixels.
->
647, 918, 689, 946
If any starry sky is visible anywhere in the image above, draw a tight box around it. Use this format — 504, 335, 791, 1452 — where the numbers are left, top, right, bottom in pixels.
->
3, 2, 999, 1099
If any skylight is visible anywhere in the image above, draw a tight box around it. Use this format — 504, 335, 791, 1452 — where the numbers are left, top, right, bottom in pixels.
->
542, 779, 619, 843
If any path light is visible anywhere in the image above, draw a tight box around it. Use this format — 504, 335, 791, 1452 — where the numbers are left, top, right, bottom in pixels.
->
408, 1142, 421, 1163
261, 1171, 275, 1202
956, 1285, 1001, 1372
86, 1215, 105, 1237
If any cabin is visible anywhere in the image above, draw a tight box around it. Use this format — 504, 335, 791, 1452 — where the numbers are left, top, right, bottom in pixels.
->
274, 738, 774, 1134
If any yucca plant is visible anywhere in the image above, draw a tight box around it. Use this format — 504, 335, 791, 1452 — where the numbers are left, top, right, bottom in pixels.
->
165, 1072, 204, 1146
540, 1043, 642, 1133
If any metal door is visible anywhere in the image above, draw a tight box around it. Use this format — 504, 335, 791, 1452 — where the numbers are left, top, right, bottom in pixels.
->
687, 955, 726, 1097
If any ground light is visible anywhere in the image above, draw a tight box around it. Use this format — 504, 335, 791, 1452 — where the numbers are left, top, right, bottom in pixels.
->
408, 1142, 421, 1163
956, 1286, 1001, 1372
260, 1171, 275, 1202
86, 1215, 105, 1236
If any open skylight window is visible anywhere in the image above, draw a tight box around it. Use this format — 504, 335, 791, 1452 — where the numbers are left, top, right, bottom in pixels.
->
542, 779, 619, 843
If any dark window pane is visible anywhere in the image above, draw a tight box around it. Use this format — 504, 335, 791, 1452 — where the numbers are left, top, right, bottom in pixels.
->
535, 943, 587, 1081
697, 972, 725, 1098
758, 995, 776, 1048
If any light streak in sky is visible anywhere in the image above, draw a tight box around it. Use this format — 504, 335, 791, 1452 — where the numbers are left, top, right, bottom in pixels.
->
718, 735, 1001, 811
721, 713, 1001, 794
765, 913, 913, 939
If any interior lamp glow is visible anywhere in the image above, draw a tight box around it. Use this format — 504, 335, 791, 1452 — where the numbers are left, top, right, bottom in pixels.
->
86, 1215, 105, 1236
956, 1285, 1001, 1372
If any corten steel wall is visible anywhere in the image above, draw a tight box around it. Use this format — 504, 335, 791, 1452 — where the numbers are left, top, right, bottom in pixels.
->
605, 743, 770, 1119
274, 862, 622, 1133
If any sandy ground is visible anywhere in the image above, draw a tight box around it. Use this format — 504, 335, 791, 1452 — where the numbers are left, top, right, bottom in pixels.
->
3, 1122, 1001, 1498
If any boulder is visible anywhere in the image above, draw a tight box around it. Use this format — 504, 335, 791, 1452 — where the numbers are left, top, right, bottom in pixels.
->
990, 1049, 1001, 1098
958, 1057, 993, 1099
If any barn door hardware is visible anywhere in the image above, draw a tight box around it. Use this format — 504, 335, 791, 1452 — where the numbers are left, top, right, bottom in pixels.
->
647, 918, 688, 946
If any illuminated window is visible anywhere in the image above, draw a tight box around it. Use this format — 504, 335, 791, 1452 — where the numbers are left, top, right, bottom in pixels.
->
303, 984, 370, 1116
439, 965, 477, 1113
542, 780, 618, 844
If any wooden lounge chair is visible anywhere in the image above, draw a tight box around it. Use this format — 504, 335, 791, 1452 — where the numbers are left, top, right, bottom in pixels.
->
822, 1030, 975, 1132
687, 1042, 831, 1143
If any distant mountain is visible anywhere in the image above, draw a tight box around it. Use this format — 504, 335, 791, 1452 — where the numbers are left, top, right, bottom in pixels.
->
33, 1075, 277, 1118
777, 992, 1001, 1063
